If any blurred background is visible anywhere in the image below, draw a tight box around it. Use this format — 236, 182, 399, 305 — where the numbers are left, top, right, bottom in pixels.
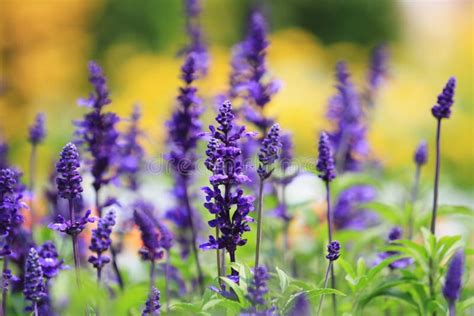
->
0, 0, 472, 191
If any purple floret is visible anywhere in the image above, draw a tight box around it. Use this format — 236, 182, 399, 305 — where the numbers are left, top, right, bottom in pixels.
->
443, 250, 464, 304
28, 113, 46, 146
316, 132, 336, 182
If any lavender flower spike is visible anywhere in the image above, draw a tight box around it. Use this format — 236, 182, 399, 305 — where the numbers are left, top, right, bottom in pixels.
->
23, 248, 47, 314
56, 143, 83, 201
366, 44, 389, 104
257, 123, 282, 179
200, 100, 254, 281
182, 0, 209, 75
244, 266, 274, 315
414, 141, 428, 166
326, 241, 341, 262
142, 287, 160, 316
317, 132, 336, 182
28, 113, 46, 146
431, 77, 456, 120
89, 209, 116, 281
443, 250, 464, 316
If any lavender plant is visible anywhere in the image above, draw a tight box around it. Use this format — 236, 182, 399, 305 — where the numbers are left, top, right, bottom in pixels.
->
142, 286, 160, 316
255, 123, 281, 268
75, 61, 124, 288
49, 143, 93, 283
430, 77, 456, 235
316, 131, 337, 315
200, 100, 255, 281
165, 52, 204, 291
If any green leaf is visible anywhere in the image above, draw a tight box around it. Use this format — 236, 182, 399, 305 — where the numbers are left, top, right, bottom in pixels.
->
276, 267, 290, 293
338, 258, 356, 279
305, 288, 346, 299
202, 299, 225, 311
171, 303, 202, 313
366, 254, 405, 283
220, 277, 246, 306
436, 235, 462, 262
356, 257, 367, 277
363, 202, 403, 224
359, 288, 419, 312
459, 296, 474, 312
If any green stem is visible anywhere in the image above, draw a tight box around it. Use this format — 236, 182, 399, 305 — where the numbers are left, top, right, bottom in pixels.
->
254, 179, 265, 268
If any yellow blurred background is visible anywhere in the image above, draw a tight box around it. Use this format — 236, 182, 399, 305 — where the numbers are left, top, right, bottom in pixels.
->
0, 0, 472, 189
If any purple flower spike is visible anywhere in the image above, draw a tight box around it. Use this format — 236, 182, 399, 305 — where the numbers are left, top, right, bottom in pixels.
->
28, 113, 46, 146
37, 241, 65, 280
88, 210, 116, 272
443, 250, 464, 304
257, 123, 282, 179
200, 101, 254, 278
118, 105, 145, 190
247, 266, 270, 307
134, 210, 164, 261
414, 141, 428, 166
326, 241, 341, 261
75, 61, 120, 194
142, 287, 160, 316
56, 143, 83, 201
327, 62, 368, 172
317, 132, 336, 182
0, 169, 16, 196
181, 0, 208, 75
0, 168, 24, 238
431, 77, 456, 119
367, 44, 389, 91
23, 248, 47, 310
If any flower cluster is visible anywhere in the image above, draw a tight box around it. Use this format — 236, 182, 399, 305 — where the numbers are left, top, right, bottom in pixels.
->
327, 62, 368, 172
142, 287, 160, 316
88, 210, 116, 271
200, 101, 254, 268
28, 113, 46, 146
414, 141, 428, 166
23, 248, 47, 309
431, 77, 456, 119
75, 61, 120, 192
443, 250, 464, 304
37, 241, 64, 280
257, 123, 281, 179
316, 132, 336, 182
134, 210, 164, 261
55, 143, 83, 201
118, 105, 145, 190
326, 241, 341, 261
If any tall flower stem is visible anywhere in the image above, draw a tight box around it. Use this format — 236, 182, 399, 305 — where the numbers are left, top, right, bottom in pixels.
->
150, 258, 156, 291
317, 261, 333, 316
1, 258, 9, 315
448, 303, 455, 316
29, 144, 37, 226
68, 199, 81, 286
430, 119, 442, 235
33, 302, 38, 316
182, 181, 204, 294
408, 164, 421, 239
94, 189, 124, 289
165, 254, 171, 313
429, 119, 442, 316
215, 219, 222, 284
254, 179, 265, 268
325, 181, 337, 316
